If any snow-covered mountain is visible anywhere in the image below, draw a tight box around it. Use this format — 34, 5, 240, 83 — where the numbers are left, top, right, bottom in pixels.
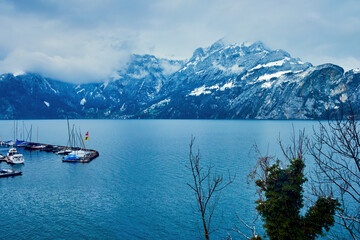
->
0, 40, 359, 119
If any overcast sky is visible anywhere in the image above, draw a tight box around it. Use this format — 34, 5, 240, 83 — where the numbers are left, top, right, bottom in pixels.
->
0, 0, 360, 83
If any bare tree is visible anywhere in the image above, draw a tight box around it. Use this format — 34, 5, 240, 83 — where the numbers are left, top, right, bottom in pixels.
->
187, 136, 234, 240
230, 213, 261, 240
309, 113, 360, 239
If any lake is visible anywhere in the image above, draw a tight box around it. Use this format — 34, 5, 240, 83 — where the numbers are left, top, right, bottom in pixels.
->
0, 120, 336, 239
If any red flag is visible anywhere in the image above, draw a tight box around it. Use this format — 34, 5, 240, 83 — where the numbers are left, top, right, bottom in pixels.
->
85, 131, 89, 140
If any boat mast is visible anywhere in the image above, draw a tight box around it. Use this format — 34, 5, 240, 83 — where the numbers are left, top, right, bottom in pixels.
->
16, 120, 18, 140
72, 124, 76, 148
66, 118, 72, 149
78, 127, 86, 150
22, 121, 24, 141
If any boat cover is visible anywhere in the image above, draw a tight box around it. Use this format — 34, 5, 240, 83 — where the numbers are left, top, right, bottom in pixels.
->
64, 154, 80, 160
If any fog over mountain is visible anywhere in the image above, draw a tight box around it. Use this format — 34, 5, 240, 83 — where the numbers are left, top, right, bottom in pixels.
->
1, 0, 360, 83
0, 40, 359, 120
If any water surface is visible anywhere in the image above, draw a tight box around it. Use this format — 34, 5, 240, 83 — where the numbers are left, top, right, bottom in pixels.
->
0, 120, 324, 239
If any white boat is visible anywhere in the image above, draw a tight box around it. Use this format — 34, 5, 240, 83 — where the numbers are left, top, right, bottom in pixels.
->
7, 148, 25, 164
0, 168, 22, 177
70, 150, 90, 158
63, 150, 90, 161
56, 148, 73, 155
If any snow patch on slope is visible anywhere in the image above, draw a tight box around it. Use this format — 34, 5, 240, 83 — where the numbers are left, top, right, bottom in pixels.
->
44, 79, 58, 94
230, 65, 244, 74
261, 82, 274, 88
250, 57, 290, 71
77, 89, 85, 94
143, 99, 171, 113
220, 82, 234, 91
258, 71, 292, 81
188, 86, 212, 96
188, 81, 235, 96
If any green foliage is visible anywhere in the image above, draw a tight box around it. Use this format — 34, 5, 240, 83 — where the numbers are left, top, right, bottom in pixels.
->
255, 158, 339, 240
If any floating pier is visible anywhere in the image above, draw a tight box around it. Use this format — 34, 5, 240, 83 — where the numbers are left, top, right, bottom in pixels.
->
0, 141, 99, 163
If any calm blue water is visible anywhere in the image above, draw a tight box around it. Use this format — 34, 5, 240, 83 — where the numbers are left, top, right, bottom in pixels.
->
0, 120, 332, 239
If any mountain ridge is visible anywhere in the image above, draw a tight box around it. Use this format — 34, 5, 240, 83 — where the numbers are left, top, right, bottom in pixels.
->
0, 41, 359, 120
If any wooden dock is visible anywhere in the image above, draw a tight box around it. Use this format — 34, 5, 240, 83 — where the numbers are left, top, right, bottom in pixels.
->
0, 156, 11, 164
0, 142, 99, 163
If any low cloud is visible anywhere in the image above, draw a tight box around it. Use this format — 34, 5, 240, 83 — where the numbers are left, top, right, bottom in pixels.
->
159, 59, 183, 76
310, 56, 360, 72
0, 47, 131, 83
0, 0, 359, 82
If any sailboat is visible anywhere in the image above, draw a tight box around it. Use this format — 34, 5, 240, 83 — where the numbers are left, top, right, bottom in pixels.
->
63, 127, 90, 161
6, 120, 25, 164
56, 119, 74, 155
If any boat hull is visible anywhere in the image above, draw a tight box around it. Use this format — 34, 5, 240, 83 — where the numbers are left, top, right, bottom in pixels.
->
0, 169, 22, 178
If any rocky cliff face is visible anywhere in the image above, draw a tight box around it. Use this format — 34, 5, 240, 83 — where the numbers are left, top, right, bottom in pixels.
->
0, 40, 359, 119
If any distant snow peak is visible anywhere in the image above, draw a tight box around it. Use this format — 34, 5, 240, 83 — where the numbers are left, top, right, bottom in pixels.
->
80, 98, 86, 105
208, 38, 226, 52
43, 101, 50, 107
242, 41, 254, 47
13, 71, 25, 77
352, 68, 360, 74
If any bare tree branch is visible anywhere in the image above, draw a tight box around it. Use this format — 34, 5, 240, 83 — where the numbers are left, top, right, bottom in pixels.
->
187, 136, 235, 240
308, 107, 360, 239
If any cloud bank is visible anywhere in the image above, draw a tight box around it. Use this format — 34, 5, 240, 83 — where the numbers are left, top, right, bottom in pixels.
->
0, 0, 360, 82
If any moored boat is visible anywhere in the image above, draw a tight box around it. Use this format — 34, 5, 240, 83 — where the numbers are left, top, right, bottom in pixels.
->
7, 148, 25, 164
63, 150, 90, 161
0, 168, 22, 178
29, 144, 47, 151
56, 148, 73, 155
13, 140, 25, 147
